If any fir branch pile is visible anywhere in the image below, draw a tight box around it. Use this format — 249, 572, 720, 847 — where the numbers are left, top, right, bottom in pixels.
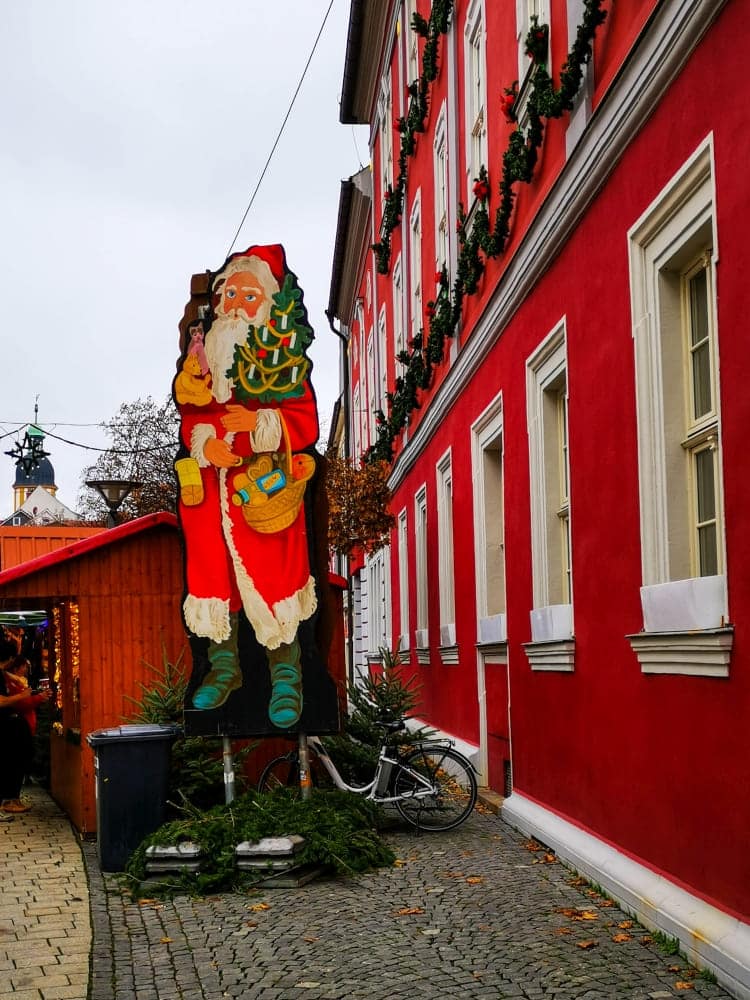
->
125, 790, 394, 897
367, 0, 608, 464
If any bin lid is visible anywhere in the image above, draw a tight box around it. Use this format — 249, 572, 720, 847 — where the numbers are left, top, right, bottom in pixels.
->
86, 723, 181, 746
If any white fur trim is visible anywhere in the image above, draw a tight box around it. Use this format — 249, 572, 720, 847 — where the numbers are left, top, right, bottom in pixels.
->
183, 594, 231, 642
250, 409, 282, 452
219, 469, 316, 649
191, 424, 217, 468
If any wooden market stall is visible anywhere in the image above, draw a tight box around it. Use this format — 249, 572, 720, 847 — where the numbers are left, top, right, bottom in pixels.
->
0, 511, 347, 833
0, 513, 185, 833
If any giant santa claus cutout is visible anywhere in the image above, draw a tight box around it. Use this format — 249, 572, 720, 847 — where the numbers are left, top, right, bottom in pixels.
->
174, 245, 339, 737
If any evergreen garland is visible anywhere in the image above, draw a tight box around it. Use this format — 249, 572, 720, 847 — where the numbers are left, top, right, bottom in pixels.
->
366, 0, 607, 464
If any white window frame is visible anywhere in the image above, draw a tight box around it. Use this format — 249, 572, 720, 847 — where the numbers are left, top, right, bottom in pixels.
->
433, 103, 450, 275
516, 0, 550, 82
525, 321, 574, 671
377, 305, 388, 417
627, 137, 731, 677
409, 192, 423, 344
414, 484, 429, 661
403, 0, 419, 89
464, 0, 488, 203
366, 331, 376, 448
397, 508, 410, 652
393, 255, 406, 375
436, 449, 457, 659
352, 385, 361, 458
366, 548, 391, 660
471, 392, 507, 649
565, 0, 593, 155
378, 73, 394, 200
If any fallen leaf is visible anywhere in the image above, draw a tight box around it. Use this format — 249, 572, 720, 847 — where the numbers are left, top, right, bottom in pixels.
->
669, 965, 682, 973
159, 937, 172, 944
524, 840, 543, 852
612, 933, 632, 943
137, 898, 159, 906
599, 899, 615, 907
441, 871, 466, 879
466, 877, 483, 884
393, 859, 406, 867
249, 903, 270, 912
395, 907, 425, 916
618, 920, 633, 929
461, 850, 474, 857
576, 939, 597, 949
640, 936, 653, 944
244, 921, 258, 928
554, 927, 572, 936
542, 853, 557, 864
568, 876, 588, 887
576, 910, 599, 921
675, 983, 694, 991
303, 936, 318, 943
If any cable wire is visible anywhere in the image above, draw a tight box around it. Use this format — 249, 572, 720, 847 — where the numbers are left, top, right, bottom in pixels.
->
225, 0, 336, 258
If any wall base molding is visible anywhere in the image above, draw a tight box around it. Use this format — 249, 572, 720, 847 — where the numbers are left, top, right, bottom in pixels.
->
502, 793, 750, 1000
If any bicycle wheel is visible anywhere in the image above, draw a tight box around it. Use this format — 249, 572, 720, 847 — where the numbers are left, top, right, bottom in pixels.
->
394, 746, 477, 831
257, 752, 333, 795
257, 753, 301, 793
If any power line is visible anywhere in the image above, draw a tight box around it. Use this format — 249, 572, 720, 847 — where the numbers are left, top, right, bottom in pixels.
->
225, 0, 336, 258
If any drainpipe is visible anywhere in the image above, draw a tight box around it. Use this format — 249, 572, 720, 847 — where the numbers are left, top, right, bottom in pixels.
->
326, 309, 355, 687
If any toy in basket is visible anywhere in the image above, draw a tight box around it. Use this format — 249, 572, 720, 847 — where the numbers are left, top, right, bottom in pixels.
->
231, 416, 315, 534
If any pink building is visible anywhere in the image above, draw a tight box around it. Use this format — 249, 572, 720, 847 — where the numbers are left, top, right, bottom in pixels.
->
327, 1, 750, 994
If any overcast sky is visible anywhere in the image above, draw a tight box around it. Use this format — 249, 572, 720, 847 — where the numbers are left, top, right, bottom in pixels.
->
0, 0, 366, 519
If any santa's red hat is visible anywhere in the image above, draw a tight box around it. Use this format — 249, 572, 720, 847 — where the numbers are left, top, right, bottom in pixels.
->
224, 244, 286, 285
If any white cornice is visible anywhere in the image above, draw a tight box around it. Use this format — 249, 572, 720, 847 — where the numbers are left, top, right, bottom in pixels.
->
389, 0, 727, 489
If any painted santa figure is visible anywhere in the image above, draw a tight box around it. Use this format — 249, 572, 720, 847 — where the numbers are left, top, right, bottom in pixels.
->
173, 244, 338, 737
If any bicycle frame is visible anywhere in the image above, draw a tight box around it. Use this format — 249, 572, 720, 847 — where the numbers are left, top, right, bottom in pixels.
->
306, 734, 457, 805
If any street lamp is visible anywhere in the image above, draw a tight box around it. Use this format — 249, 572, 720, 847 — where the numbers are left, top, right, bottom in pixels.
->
85, 479, 142, 527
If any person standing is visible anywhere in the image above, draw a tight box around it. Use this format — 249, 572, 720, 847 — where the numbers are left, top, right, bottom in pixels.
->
0, 636, 51, 813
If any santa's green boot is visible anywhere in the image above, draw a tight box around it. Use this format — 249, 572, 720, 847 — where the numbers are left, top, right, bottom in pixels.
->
192, 614, 242, 710
266, 638, 303, 729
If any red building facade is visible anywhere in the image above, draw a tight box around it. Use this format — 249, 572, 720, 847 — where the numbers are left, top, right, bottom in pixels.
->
328, 1, 750, 994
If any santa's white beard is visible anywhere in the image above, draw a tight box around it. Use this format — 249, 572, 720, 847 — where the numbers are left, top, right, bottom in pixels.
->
205, 313, 267, 403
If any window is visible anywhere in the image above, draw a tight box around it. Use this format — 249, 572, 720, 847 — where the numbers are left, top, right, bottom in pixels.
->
414, 485, 429, 658
409, 193, 423, 343
377, 306, 388, 418
366, 548, 391, 659
565, 0, 593, 154
436, 451, 457, 657
378, 74, 393, 200
393, 256, 406, 374
403, 0, 419, 89
516, 0, 550, 83
366, 332, 376, 448
434, 104, 449, 274
352, 385, 361, 458
525, 322, 574, 671
472, 394, 507, 647
464, 1, 487, 201
397, 509, 410, 651
628, 140, 731, 675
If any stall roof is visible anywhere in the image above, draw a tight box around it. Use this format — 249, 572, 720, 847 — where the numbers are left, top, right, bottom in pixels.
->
0, 512, 178, 587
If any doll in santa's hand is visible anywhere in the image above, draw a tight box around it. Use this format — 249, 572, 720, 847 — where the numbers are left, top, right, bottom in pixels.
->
174, 244, 320, 730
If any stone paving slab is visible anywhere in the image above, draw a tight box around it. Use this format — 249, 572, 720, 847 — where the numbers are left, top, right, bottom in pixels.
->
0, 785, 91, 1000
82, 803, 735, 1000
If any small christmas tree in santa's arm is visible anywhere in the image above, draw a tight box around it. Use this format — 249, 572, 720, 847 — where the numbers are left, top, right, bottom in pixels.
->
229, 273, 314, 404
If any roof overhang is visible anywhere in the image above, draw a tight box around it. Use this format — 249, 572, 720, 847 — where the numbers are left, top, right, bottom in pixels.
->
327, 168, 373, 322
340, 0, 393, 124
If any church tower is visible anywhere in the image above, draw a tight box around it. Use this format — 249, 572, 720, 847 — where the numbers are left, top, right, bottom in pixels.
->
13, 422, 57, 511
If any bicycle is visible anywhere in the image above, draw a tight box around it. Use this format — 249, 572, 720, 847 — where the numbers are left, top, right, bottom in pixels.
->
257, 719, 478, 832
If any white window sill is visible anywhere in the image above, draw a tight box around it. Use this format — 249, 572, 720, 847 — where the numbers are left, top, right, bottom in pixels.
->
439, 644, 459, 665
523, 638, 575, 672
415, 647, 431, 666
476, 640, 508, 663
626, 627, 733, 677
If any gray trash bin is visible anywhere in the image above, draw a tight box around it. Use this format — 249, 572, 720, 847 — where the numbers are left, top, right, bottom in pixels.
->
87, 724, 179, 872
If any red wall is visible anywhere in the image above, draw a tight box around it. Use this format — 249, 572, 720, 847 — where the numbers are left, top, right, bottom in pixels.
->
384, 2, 750, 919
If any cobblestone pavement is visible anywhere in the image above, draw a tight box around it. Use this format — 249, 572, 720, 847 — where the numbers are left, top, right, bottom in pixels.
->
0, 786, 90, 1000
83, 804, 734, 1000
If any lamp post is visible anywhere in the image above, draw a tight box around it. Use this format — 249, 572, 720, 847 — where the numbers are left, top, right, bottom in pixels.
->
85, 479, 142, 527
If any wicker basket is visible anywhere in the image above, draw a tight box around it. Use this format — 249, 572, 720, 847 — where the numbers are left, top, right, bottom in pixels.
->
237, 415, 315, 534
